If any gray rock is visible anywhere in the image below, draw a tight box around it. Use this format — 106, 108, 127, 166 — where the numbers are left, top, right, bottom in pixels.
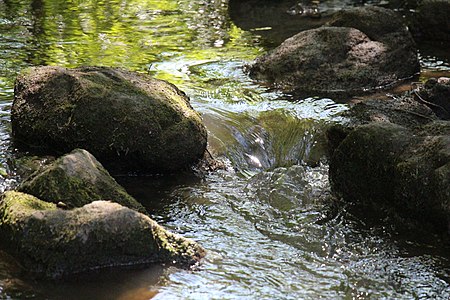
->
12, 66, 207, 173
249, 6, 419, 97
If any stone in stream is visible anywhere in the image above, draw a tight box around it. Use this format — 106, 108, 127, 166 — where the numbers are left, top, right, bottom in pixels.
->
248, 6, 419, 98
18, 149, 146, 213
0, 191, 206, 278
327, 88, 450, 234
12, 66, 207, 173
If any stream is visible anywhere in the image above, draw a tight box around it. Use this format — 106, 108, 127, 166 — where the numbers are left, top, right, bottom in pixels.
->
1, 0, 450, 299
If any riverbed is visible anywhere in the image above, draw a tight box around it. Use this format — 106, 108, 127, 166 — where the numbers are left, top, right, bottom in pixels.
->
1, 0, 450, 299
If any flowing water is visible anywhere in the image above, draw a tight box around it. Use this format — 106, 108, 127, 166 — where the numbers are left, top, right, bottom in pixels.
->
1, 0, 450, 299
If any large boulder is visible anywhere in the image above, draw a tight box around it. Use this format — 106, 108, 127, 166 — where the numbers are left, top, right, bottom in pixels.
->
12, 66, 207, 173
18, 149, 146, 213
248, 6, 419, 97
0, 191, 205, 278
328, 112, 450, 232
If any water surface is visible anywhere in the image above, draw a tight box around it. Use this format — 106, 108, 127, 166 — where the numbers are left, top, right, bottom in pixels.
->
0, 0, 450, 299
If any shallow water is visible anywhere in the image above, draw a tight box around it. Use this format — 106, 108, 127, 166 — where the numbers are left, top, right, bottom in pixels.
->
1, 0, 450, 299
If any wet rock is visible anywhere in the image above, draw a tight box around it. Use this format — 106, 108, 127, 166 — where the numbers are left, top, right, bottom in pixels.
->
12, 66, 207, 173
0, 191, 206, 278
328, 116, 450, 233
248, 6, 419, 97
339, 96, 437, 129
409, 0, 450, 42
414, 77, 450, 120
18, 149, 146, 213
329, 122, 413, 204
326, 6, 415, 47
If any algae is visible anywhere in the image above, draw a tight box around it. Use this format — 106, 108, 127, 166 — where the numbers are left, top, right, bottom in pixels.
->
12, 66, 207, 173
18, 149, 146, 213
0, 191, 205, 278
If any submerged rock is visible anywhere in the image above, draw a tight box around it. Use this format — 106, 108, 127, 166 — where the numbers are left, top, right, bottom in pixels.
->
0, 191, 205, 278
12, 66, 207, 173
18, 149, 145, 213
248, 6, 419, 97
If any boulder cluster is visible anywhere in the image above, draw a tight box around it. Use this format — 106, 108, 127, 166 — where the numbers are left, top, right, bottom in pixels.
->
1, 0, 449, 279
1, 66, 208, 278
246, 3, 450, 234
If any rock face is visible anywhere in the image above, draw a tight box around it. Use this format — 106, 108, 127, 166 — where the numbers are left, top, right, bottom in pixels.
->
18, 149, 146, 213
12, 66, 207, 173
327, 89, 450, 233
0, 191, 206, 278
248, 6, 419, 97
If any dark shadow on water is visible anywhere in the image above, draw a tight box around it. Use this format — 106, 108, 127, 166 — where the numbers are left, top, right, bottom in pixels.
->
116, 173, 202, 215
228, 0, 330, 46
21, 264, 164, 300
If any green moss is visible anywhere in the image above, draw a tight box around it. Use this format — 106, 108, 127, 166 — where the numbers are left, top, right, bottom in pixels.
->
0, 191, 56, 243
150, 221, 205, 265
13, 66, 207, 173
0, 193, 204, 278
19, 149, 146, 213
2, 191, 56, 213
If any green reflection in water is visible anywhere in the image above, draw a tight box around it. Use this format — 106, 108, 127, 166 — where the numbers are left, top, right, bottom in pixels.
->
1, 0, 450, 299
0, 0, 263, 89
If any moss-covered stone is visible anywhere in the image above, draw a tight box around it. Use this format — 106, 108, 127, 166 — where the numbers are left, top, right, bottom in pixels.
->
329, 123, 415, 204
328, 120, 450, 233
18, 149, 145, 213
0, 191, 205, 278
12, 66, 207, 173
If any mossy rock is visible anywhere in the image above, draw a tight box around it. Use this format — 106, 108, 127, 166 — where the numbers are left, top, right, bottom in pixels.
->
18, 149, 145, 213
328, 121, 450, 232
0, 191, 206, 278
248, 7, 419, 97
12, 66, 207, 173
329, 122, 415, 205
